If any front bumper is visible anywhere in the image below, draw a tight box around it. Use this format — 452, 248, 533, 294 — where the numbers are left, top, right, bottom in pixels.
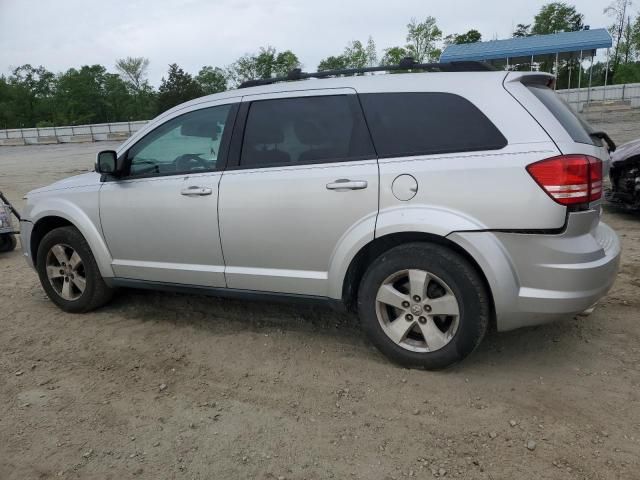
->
448, 210, 621, 331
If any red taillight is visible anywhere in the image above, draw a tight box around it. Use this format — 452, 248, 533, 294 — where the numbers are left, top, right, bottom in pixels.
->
526, 155, 603, 206
588, 156, 603, 201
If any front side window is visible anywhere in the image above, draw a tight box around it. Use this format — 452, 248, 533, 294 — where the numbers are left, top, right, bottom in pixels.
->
127, 104, 233, 177
240, 95, 375, 168
359, 92, 507, 158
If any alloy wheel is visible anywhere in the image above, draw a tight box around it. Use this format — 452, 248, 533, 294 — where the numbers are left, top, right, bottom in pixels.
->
375, 269, 460, 353
45, 243, 87, 301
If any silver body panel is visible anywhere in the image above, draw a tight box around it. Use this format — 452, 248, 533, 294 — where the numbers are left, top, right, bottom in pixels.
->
100, 171, 225, 286
20, 70, 621, 331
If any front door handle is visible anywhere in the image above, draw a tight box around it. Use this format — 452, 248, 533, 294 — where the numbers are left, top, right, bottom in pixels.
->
326, 179, 368, 191
181, 186, 213, 196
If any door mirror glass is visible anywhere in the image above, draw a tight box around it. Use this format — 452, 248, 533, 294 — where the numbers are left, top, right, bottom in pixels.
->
96, 150, 118, 174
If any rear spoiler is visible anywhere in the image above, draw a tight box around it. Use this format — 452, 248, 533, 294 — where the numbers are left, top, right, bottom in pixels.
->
504, 71, 556, 87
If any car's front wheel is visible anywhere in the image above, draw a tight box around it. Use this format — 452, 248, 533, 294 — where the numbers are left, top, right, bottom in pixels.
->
36, 226, 114, 312
357, 242, 490, 369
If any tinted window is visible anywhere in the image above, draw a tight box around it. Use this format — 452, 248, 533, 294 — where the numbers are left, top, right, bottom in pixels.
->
240, 95, 375, 167
527, 85, 600, 146
359, 92, 507, 158
127, 104, 233, 177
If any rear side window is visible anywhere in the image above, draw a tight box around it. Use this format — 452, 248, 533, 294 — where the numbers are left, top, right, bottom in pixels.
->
240, 95, 375, 168
526, 85, 600, 146
359, 92, 507, 158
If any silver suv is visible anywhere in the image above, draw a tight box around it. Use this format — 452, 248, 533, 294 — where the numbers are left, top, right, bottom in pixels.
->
19, 63, 621, 369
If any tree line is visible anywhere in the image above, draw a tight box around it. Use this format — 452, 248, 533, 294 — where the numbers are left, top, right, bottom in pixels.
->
2, 1, 640, 130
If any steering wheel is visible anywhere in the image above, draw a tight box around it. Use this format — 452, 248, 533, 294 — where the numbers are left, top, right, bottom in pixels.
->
175, 153, 208, 172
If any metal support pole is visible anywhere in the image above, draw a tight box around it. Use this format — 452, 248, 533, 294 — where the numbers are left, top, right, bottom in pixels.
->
586, 54, 594, 108
604, 47, 610, 102
531, 54, 534, 71
506, 57, 509, 70
577, 50, 583, 90
554, 52, 559, 90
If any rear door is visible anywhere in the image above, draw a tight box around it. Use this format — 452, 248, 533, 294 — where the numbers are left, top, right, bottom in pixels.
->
218, 89, 378, 296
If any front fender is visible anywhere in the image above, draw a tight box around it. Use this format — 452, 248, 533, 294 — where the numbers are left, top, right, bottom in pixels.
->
29, 197, 114, 278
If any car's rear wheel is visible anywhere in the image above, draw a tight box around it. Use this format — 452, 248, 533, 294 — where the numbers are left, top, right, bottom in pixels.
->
36, 226, 114, 312
357, 242, 489, 369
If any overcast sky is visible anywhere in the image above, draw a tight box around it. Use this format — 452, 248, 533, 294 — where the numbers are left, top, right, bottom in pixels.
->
0, 0, 619, 85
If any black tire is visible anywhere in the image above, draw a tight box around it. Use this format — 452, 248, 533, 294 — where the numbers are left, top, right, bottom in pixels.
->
36, 226, 114, 313
357, 242, 490, 370
0, 233, 17, 252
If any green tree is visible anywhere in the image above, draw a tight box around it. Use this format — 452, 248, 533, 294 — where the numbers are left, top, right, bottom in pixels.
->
605, 0, 634, 79
317, 37, 377, 71
513, 23, 532, 37
227, 47, 300, 86
405, 16, 442, 62
115, 57, 149, 92
612, 61, 640, 83
445, 29, 482, 45
380, 46, 410, 65
54, 65, 113, 124
8, 64, 56, 127
317, 55, 349, 71
157, 64, 204, 114
196, 66, 227, 94
532, 2, 584, 35
115, 56, 152, 118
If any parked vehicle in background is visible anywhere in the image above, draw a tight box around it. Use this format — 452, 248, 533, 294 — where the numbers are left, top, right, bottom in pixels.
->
608, 137, 640, 211
18, 60, 621, 369
0, 191, 18, 253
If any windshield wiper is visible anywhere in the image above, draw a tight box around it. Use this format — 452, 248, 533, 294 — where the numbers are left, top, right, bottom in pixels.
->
590, 131, 616, 152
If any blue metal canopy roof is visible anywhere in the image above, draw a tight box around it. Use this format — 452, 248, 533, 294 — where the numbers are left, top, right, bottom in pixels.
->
440, 28, 612, 62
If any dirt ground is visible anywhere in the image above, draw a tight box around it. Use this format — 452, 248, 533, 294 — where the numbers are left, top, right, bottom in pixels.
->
1, 142, 639, 480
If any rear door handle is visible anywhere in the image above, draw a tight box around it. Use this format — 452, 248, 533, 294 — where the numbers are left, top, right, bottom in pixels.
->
180, 186, 212, 196
326, 179, 368, 191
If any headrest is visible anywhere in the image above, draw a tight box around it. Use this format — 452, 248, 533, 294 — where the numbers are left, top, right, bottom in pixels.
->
180, 118, 219, 139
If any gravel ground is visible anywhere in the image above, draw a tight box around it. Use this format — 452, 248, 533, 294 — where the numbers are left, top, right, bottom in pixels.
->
1, 141, 639, 480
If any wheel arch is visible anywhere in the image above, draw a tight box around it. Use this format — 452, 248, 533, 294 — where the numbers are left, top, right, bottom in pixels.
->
31, 216, 74, 265
29, 207, 114, 278
340, 231, 496, 327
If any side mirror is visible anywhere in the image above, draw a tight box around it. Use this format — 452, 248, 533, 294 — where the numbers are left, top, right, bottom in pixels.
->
96, 150, 121, 176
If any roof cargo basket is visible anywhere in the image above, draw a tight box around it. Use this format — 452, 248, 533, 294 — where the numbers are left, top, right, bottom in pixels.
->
238, 57, 494, 88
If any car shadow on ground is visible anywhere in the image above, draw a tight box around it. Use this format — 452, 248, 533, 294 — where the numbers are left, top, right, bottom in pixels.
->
101, 287, 585, 372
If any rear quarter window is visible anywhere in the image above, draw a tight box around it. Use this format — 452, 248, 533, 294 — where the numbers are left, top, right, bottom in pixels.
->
359, 92, 507, 158
526, 85, 601, 146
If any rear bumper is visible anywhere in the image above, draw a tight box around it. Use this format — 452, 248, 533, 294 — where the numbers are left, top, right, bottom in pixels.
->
448, 210, 621, 331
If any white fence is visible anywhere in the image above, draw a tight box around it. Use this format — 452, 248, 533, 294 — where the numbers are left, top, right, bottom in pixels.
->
0, 120, 149, 146
557, 82, 640, 111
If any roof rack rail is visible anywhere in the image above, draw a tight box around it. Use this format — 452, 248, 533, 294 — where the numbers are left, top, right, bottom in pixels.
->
238, 57, 494, 88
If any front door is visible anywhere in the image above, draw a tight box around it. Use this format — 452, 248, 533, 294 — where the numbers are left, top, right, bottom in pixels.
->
100, 102, 237, 286
218, 90, 379, 296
